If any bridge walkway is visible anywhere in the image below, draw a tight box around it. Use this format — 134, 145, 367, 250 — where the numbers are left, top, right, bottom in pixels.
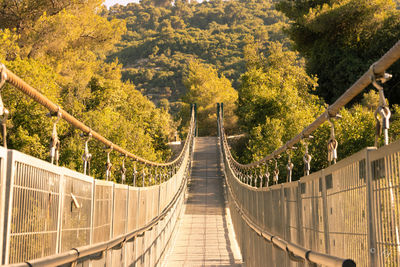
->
164, 137, 243, 266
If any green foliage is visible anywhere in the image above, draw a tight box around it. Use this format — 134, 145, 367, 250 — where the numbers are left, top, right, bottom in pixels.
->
106, 0, 288, 106
276, 0, 400, 105
233, 39, 400, 181
2, 58, 62, 159
182, 60, 238, 136
0, 0, 174, 183
236, 42, 321, 163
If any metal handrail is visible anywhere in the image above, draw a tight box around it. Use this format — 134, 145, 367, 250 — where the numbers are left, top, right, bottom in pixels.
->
5, 135, 192, 267
226, 40, 400, 169
219, 120, 356, 267
0, 64, 196, 167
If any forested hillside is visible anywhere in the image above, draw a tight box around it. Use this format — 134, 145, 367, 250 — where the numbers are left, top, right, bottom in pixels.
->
233, 0, 400, 180
106, 0, 287, 108
0, 0, 174, 182
1, 0, 400, 184
276, 0, 400, 104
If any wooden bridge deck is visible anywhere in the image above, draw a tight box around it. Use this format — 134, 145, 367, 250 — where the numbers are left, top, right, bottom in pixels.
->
164, 137, 243, 267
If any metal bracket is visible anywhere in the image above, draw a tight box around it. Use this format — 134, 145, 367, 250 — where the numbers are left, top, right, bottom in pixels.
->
121, 154, 127, 184
105, 145, 113, 181
82, 130, 92, 175
370, 63, 392, 92
370, 64, 392, 146
50, 107, 62, 165
71, 193, 81, 209
0, 64, 9, 148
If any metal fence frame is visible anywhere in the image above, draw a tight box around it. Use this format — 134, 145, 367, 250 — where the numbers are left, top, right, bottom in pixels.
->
221, 136, 400, 267
4, 149, 63, 264
0, 147, 7, 264
0, 137, 193, 266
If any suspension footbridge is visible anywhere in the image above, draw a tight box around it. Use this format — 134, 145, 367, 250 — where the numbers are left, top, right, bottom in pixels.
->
0, 40, 398, 267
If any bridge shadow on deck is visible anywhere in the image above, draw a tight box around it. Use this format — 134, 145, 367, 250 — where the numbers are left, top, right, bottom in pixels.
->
164, 137, 242, 267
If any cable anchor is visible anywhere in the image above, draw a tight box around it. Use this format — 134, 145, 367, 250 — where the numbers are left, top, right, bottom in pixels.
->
0, 64, 9, 148
370, 64, 392, 146
302, 135, 313, 176
264, 162, 270, 187
327, 113, 341, 165
142, 165, 146, 187
121, 154, 127, 184
82, 130, 92, 175
258, 168, 263, 188
50, 107, 62, 165
133, 161, 138, 187
273, 158, 279, 185
105, 145, 113, 181
286, 147, 296, 183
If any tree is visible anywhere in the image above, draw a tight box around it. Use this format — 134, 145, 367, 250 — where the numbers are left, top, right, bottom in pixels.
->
235, 41, 396, 180
236, 42, 322, 168
0, 0, 175, 184
276, 0, 400, 104
106, 0, 288, 106
182, 60, 238, 136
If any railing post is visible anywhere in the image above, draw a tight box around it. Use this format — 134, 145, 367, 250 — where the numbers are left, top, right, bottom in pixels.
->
366, 148, 378, 266
280, 185, 290, 266
124, 185, 129, 267
56, 173, 65, 254
321, 169, 331, 254
0, 148, 7, 265
89, 178, 95, 267
108, 183, 115, 266
135, 187, 141, 266
4, 151, 16, 264
296, 181, 304, 247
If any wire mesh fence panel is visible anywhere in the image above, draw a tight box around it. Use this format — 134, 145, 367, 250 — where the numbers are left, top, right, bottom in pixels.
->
126, 187, 140, 267
113, 184, 128, 237
323, 148, 369, 266
283, 183, 300, 245
0, 133, 190, 266
263, 190, 273, 234
152, 186, 160, 221
135, 234, 144, 267
150, 224, 158, 266
144, 231, 151, 266
250, 187, 257, 225
60, 168, 93, 252
138, 188, 147, 229
172, 174, 177, 202
159, 183, 167, 213
91, 251, 107, 267
256, 189, 264, 231
300, 171, 325, 253
369, 140, 400, 267
111, 184, 128, 267
145, 188, 153, 225
5, 150, 62, 264
0, 147, 7, 263
125, 239, 136, 267
271, 186, 284, 237
151, 225, 159, 266
112, 246, 125, 267
128, 187, 139, 232
165, 179, 172, 213
93, 180, 113, 244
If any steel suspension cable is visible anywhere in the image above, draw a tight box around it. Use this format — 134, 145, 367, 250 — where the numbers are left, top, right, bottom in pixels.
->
221, 39, 400, 169
0, 64, 196, 167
